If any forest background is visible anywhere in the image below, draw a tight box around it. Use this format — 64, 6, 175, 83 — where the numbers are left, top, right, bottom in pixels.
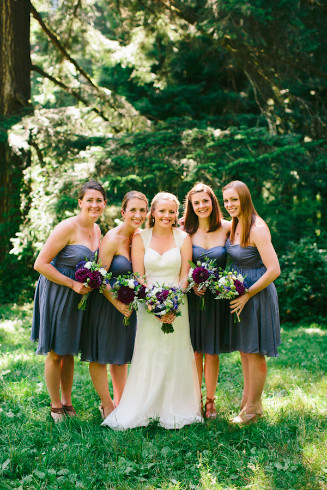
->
0, 0, 327, 323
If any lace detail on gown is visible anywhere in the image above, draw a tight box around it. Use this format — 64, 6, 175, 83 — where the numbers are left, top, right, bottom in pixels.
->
102, 227, 203, 430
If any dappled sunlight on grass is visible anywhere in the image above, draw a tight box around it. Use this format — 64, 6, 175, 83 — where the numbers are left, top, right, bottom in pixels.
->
0, 303, 326, 489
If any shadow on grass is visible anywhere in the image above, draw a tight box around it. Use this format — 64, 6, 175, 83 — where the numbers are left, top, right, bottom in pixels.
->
0, 304, 326, 489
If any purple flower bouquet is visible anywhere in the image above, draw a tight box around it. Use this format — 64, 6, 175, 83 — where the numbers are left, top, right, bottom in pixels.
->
111, 274, 146, 325
75, 255, 112, 310
209, 269, 248, 322
145, 284, 185, 334
187, 257, 217, 310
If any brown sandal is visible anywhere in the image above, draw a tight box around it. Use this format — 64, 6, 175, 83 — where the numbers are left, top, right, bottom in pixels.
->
62, 405, 77, 417
50, 406, 65, 423
205, 397, 217, 419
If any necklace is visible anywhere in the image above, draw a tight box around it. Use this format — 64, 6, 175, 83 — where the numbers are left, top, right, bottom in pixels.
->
199, 228, 208, 239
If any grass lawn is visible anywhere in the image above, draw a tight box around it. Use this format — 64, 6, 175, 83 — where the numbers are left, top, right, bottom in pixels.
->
0, 303, 326, 489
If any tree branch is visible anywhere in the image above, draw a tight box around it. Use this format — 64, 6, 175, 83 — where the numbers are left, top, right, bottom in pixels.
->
30, 2, 100, 92
31, 64, 109, 121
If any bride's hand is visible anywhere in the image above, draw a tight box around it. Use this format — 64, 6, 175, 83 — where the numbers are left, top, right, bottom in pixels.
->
157, 312, 176, 324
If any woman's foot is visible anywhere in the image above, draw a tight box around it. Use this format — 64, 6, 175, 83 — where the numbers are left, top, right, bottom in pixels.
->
230, 412, 260, 425
205, 397, 217, 419
50, 405, 65, 423
99, 404, 114, 420
62, 405, 77, 417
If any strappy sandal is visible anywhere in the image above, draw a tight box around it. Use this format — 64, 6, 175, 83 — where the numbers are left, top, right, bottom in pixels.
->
62, 405, 77, 417
205, 397, 217, 419
99, 405, 105, 420
50, 406, 65, 423
230, 412, 260, 425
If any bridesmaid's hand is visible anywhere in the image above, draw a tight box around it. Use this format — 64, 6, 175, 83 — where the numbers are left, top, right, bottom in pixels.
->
192, 284, 206, 297
72, 281, 93, 295
113, 299, 132, 317
230, 292, 251, 318
156, 313, 176, 324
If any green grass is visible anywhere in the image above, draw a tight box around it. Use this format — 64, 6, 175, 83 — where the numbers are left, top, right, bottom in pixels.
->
0, 304, 326, 489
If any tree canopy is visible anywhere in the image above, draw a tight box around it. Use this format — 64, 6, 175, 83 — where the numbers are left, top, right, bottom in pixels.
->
0, 0, 326, 320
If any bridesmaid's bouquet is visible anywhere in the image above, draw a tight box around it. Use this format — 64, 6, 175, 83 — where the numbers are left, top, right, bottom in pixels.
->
209, 269, 248, 322
111, 274, 147, 325
187, 257, 218, 310
75, 255, 112, 310
145, 285, 185, 334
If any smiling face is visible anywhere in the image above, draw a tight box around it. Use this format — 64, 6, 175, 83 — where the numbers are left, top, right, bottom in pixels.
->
121, 198, 147, 229
223, 187, 241, 218
79, 189, 106, 220
152, 199, 178, 228
190, 191, 213, 220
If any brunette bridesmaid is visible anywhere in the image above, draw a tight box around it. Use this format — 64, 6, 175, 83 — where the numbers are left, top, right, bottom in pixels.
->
32, 181, 106, 422
80, 191, 148, 419
183, 183, 230, 418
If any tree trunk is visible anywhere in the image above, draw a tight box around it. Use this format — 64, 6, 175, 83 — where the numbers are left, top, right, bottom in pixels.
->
0, 0, 31, 115
0, 0, 31, 289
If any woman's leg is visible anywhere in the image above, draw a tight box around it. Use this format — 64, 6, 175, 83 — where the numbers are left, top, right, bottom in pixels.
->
45, 350, 64, 408
204, 353, 219, 400
89, 362, 114, 418
240, 351, 249, 410
60, 355, 74, 406
203, 353, 219, 417
109, 364, 128, 406
233, 352, 266, 422
244, 353, 266, 413
194, 351, 204, 391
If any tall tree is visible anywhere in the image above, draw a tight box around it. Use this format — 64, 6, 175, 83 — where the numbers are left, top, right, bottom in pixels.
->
0, 0, 31, 276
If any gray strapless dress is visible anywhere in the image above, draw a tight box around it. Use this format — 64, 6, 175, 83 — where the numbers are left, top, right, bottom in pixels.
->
31, 244, 96, 356
80, 255, 136, 365
188, 245, 230, 355
225, 239, 280, 357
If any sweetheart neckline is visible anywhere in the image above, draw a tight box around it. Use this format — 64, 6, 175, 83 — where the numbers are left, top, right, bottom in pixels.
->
192, 245, 226, 251
147, 246, 178, 257
65, 244, 98, 253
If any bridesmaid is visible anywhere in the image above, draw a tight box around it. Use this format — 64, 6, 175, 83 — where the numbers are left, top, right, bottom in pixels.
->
80, 191, 148, 419
31, 180, 107, 422
183, 183, 230, 418
222, 180, 281, 424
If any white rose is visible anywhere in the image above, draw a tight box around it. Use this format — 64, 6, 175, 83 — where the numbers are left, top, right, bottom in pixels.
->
99, 268, 107, 276
128, 279, 135, 289
84, 262, 92, 269
237, 274, 244, 282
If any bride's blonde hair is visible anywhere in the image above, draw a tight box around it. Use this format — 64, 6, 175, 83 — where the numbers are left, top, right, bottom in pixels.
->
147, 192, 180, 228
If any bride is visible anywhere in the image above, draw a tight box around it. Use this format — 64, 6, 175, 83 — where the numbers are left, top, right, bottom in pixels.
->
102, 192, 203, 429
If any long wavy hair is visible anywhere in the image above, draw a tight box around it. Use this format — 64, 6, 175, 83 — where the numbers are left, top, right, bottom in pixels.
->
147, 192, 180, 228
222, 180, 258, 247
183, 183, 222, 235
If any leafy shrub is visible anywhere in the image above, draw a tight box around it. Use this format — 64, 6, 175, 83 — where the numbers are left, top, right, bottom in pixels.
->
276, 237, 327, 322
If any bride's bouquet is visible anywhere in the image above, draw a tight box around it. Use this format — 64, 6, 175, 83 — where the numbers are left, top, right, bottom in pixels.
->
75, 254, 112, 310
145, 284, 185, 334
209, 269, 248, 322
110, 274, 147, 325
187, 257, 218, 310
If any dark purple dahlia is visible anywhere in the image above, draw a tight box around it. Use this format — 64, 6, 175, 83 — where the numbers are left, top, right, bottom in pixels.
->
117, 286, 135, 305
192, 266, 209, 284
156, 290, 169, 302
137, 285, 146, 299
87, 271, 103, 289
75, 267, 90, 283
234, 279, 246, 295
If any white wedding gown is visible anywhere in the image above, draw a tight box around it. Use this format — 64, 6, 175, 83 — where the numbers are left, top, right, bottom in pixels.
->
102, 227, 203, 430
